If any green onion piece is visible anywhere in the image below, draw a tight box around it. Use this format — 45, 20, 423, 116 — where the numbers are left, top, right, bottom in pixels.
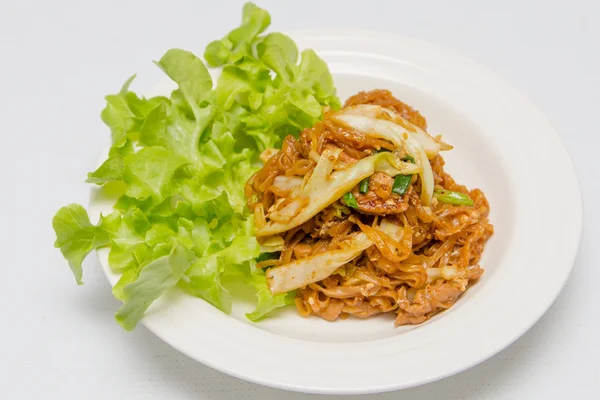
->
256, 252, 281, 262
401, 155, 416, 163
359, 178, 370, 194
343, 192, 359, 209
392, 175, 412, 196
434, 189, 474, 206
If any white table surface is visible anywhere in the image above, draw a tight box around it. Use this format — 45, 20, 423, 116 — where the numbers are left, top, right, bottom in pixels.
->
1, 0, 598, 398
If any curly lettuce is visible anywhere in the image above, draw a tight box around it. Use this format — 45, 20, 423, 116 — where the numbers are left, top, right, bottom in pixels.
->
52, 2, 338, 330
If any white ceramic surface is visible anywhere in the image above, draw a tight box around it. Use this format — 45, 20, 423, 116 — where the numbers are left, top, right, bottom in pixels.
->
88, 30, 582, 394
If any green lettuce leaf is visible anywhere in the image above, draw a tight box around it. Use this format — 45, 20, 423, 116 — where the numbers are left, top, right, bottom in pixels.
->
86, 155, 124, 185
204, 2, 270, 67
101, 75, 168, 151
101, 209, 150, 273
53, 204, 111, 284
123, 147, 187, 200
245, 269, 295, 321
115, 244, 196, 331
52, 1, 340, 330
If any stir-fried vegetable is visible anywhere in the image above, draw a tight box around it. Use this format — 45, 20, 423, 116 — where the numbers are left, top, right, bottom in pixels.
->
434, 189, 474, 206
334, 104, 452, 158
379, 218, 405, 241
272, 175, 303, 192
359, 178, 370, 194
392, 154, 416, 196
258, 234, 285, 253
330, 114, 435, 205
392, 175, 412, 196
343, 192, 359, 208
256, 252, 281, 262
256, 149, 420, 236
266, 233, 373, 293
426, 266, 459, 282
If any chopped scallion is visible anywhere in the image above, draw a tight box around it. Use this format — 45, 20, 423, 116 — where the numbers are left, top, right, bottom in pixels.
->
256, 252, 281, 262
342, 192, 359, 209
390, 156, 415, 196
434, 189, 474, 206
392, 175, 412, 196
359, 178, 370, 194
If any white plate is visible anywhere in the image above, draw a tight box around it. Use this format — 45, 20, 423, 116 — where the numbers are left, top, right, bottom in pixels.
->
89, 30, 582, 394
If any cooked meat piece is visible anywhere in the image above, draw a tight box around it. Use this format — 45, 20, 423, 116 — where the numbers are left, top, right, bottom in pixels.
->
347, 174, 410, 215
355, 192, 409, 215
369, 172, 394, 200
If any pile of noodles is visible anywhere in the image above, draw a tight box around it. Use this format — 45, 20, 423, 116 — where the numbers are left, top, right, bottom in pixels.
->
245, 90, 493, 326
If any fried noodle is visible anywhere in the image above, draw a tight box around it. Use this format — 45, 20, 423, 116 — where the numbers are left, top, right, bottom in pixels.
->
245, 90, 493, 326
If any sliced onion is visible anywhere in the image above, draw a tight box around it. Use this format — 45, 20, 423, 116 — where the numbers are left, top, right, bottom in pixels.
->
329, 114, 435, 205
266, 232, 373, 294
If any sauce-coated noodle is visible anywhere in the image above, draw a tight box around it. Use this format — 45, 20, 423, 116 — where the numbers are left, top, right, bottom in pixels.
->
246, 90, 493, 326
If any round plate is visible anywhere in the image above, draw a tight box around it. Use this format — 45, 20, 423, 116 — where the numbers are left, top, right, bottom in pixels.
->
89, 30, 582, 394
